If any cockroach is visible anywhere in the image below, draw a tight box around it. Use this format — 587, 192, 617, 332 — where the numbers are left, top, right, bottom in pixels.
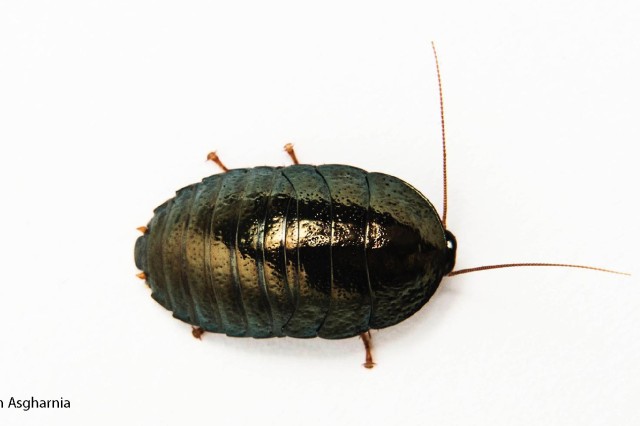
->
134, 43, 627, 368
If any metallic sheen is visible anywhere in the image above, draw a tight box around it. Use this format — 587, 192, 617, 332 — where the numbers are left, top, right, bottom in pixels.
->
134, 165, 456, 339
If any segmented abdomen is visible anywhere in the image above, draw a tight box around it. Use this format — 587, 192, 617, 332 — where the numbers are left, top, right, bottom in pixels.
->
134, 164, 446, 339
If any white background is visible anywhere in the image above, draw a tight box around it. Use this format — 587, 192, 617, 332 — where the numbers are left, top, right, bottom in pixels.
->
1, 1, 638, 425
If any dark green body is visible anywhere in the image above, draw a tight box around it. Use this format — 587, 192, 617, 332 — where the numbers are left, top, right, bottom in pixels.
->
134, 164, 455, 339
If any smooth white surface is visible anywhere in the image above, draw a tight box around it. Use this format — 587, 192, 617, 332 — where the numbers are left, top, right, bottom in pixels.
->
1, 1, 638, 425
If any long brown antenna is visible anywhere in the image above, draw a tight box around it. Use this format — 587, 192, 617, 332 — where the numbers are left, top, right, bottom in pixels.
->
431, 41, 448, 228
431, 45, 629, 280
448, 263, 630, 277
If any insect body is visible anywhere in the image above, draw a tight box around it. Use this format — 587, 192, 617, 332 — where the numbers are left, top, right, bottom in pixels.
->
134, 165, 456, 339
134, 44, 625, 367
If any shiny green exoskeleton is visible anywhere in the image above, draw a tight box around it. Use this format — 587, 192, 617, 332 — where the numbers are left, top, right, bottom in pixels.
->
134, 164, 457, 339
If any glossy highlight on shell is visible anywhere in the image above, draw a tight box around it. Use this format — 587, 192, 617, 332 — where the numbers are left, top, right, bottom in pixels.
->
134, 164, 456, 339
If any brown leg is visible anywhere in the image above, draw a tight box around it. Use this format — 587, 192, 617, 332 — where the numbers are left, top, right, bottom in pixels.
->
206, 151, 229, 172
136, 228, 149, 285
360, 331, 375, 369
192, 326, 205, 339
283, 143, 300, 164
135, 272, 150, 288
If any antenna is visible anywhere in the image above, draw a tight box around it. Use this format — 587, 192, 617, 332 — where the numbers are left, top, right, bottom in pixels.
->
431, 41, 448, 228
448, 263, 629, 277
429, 43, 629, 279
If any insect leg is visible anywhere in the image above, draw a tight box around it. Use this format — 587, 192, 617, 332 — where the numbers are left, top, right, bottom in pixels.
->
283, 143, 300, 164
360, 331, 375, 369
191, 326, 205, 339
135, 272, 150, 289
206, 151, 229, 172
135, 227, 151, 287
